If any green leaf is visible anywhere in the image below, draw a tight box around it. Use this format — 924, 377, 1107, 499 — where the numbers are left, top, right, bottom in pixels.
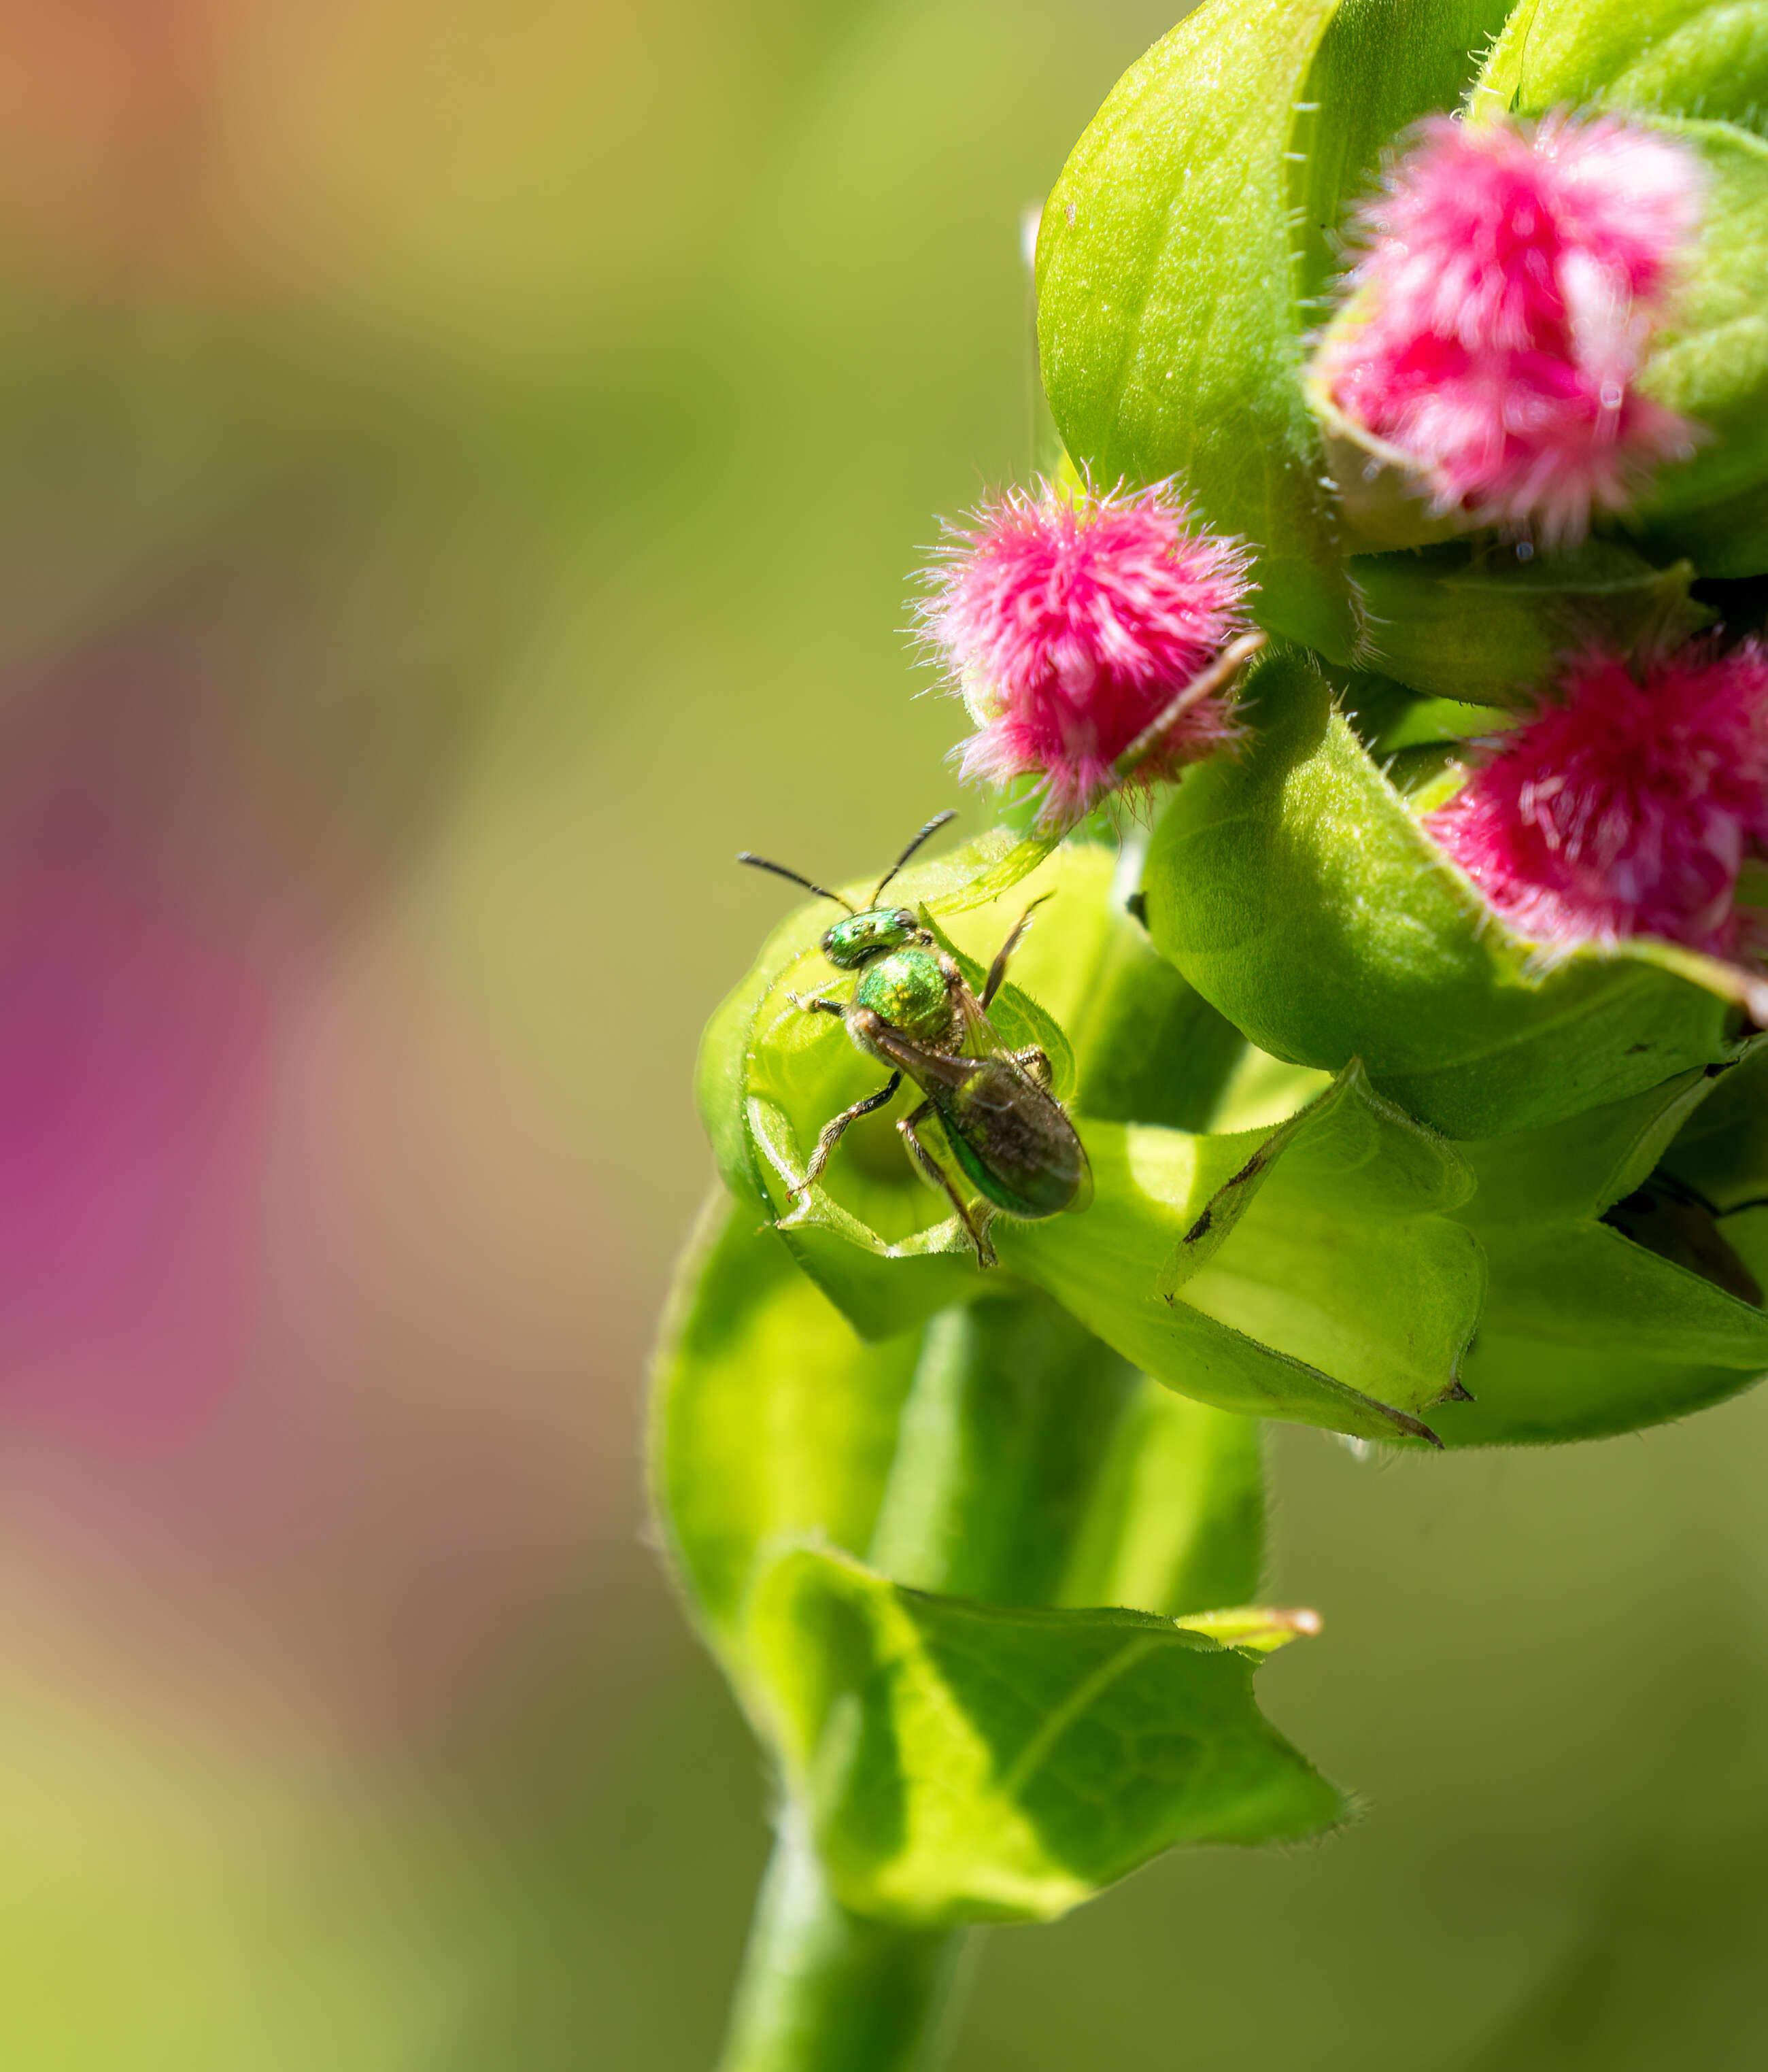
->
1002, 1064, 1484, 1442
1292, 0, 1523, 309
1663, 1038, 1768, 1205
1036, 0, 1360, 658
745, 1546, 1345, 1926
1475, 1217, 1768, 1359
1477, 0, 1768, 137
1452, 1066, 1715, 1229
1057, 1385, 1266, 1618
652, 1194, 923, 1672
1432, 1061, 1768, 1444
1352, 540, 1712, 705
1142, 649, 1744, 1137
1435, 1328, 1757, 1444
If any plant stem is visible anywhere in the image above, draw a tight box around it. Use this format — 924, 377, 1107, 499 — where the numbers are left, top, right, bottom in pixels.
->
716, 1816, 966, 2072
718, 1291, 1125, 2071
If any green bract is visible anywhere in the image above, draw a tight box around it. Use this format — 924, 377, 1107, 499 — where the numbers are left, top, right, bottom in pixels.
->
1143, 651, 1750, 1138
1438, 1057, 1768, 1442
1477, 0, 1768, 141
1000, 1066, 1482, 1443
1351, 541, 1712, 706
748, 1547, 1341, 1925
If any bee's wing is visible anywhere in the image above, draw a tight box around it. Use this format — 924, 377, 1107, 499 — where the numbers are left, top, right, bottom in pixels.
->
946, 1058, 1091, 1218
862, 1020, 981, 1091
951, 978, 1010, 1058
947, 894, 1054, 1056
867, 1032, 1090, 1219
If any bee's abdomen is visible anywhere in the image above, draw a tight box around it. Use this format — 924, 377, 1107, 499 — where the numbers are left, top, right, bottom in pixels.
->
938, 1065, 1086, 1219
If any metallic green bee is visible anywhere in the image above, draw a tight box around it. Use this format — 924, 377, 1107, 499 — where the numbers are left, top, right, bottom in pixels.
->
738, 811, 1092, 1266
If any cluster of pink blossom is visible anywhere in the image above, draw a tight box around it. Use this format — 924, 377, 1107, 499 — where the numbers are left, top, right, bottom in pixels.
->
1427, 642, 1768, 958
1314, 114, 1704, 542
921, 481, 1254, 829
923, 112, 1765, 968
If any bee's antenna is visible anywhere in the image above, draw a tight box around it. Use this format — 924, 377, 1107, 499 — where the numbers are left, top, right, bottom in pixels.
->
872, 810, 957, 904
737, 851, 857, 914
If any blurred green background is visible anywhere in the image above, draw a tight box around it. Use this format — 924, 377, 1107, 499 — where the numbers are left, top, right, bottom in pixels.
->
2, 1, 1767, 2066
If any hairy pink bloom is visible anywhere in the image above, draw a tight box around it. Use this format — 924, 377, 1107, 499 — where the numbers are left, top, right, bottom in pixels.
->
1316, 114, 1704, 542
1425, 641, 1768, 956
921, 482, 1254, 828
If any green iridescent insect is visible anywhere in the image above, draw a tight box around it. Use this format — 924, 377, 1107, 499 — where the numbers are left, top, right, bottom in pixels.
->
738, 811, 1092, 1267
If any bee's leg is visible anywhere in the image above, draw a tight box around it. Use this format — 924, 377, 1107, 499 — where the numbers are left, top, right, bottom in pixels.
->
794, 1071, 902, 1200
787, 992, 846, 1019
1008, 1045, 1052, 1089
899, 1101, 997, 1268
981, 894, 1055, 1010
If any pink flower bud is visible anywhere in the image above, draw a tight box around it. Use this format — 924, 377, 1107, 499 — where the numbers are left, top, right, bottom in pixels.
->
1424, 641, 1768, 956
1313, 114, 1705, 543
921, 482, 1256, 830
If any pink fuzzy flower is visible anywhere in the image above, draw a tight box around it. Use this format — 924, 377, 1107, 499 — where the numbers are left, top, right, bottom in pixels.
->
1315, 114, 1704, 542
1425, 641, 1768, 956
921, 481, 1255, 828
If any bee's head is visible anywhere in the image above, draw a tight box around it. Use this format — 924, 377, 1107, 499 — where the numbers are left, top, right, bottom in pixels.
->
821, 906, 919, 970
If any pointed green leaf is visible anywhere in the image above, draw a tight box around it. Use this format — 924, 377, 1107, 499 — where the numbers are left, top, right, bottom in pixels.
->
1143, 650, 1744, 1137
1454, 1068, 1714, 1227
1476, 1218, 1768, 1360
1166, 1059, 1478, 1283
1433, 1059, 1768, 1443
746, 1547, 1345, 1926
1663, 1039, 1768, 1205
1001, 1066, 1484, 1442
1435, 1327, 1758, 1445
